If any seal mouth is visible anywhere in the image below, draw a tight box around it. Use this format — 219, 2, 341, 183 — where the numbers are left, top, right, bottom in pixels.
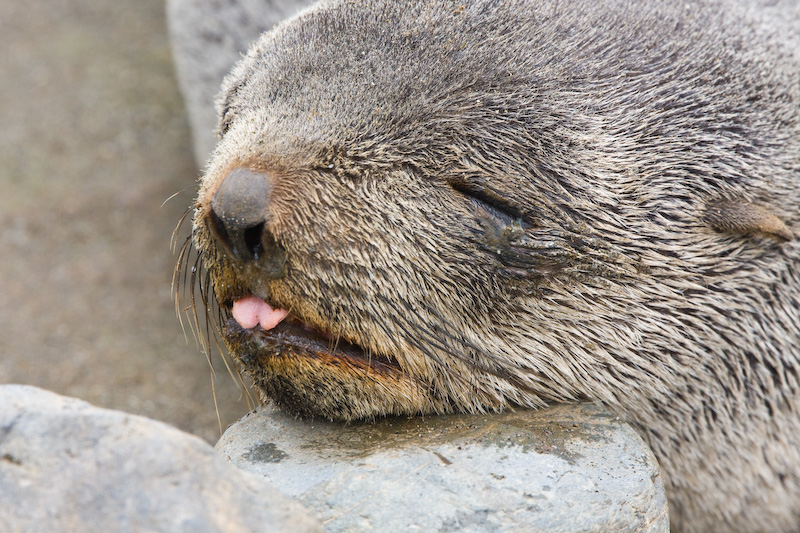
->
223, 296, 401, 373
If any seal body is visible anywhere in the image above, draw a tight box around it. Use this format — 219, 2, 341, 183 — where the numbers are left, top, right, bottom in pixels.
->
178, 1, 800, 531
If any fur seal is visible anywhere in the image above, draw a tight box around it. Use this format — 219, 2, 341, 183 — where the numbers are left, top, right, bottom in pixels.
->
175, 1, 800, 531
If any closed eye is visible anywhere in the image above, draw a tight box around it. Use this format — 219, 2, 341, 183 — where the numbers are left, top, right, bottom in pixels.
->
449, 180, 534, 230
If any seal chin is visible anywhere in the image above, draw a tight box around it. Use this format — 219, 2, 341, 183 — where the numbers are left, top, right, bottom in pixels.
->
221, 307, 439, 421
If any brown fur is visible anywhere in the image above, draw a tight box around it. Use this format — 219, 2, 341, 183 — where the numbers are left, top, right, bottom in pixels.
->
179, 1, 800, 531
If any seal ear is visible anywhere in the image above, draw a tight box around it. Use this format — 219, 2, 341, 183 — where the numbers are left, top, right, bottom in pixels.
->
704, 200, 794, 241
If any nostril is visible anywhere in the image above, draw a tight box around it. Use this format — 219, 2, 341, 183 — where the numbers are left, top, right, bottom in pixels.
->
206, 168, 287, 278
207, 208, 234, 256
243, 222, 265, 260
208, 167, 272, 262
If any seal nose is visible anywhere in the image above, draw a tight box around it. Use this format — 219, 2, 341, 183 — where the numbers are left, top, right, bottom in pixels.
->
208, 168, 286, 277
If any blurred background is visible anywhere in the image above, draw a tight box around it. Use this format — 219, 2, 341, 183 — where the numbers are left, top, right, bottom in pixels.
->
0, 0, 249, 443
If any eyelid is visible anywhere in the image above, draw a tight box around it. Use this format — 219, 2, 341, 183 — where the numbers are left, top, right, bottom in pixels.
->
449, 180, 534, 230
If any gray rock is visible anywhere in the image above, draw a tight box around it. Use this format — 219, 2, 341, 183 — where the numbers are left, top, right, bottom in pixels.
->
217, 403, 669, 532
0, 385, 322, 533
167, 0, 317, 165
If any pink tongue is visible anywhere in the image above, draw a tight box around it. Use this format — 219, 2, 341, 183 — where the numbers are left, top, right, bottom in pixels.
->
232, 295, 289, 330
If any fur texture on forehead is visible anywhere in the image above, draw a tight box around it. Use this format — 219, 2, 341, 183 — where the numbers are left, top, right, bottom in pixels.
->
214, 0, 798, 178
187, 1, 800, 532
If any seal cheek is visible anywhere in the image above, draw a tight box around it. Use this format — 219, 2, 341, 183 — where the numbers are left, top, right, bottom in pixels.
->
206, 166, 287, 279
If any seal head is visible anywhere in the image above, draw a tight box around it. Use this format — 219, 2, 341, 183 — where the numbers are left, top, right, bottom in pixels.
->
181, 1, 800, 531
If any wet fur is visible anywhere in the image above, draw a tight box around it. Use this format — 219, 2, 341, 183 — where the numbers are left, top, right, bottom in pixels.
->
179, 1, 800, 531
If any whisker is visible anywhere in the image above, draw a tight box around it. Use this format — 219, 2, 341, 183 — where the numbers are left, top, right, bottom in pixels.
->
162, 185, 198, 208
170, 204, 195, 251
172, 235, 194, 341
209, 366, 223, 436
170, 207, 256, 430
190, 255, 211, 364
200, 267, 255, 408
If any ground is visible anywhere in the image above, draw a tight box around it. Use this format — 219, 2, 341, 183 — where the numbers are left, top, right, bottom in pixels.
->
0, 0, 250, 443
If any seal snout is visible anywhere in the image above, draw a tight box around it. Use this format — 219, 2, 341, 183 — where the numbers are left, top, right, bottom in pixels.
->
208, 167, 287, 278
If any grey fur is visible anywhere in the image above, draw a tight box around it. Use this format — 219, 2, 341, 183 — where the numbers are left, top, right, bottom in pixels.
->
176, 1, 800, 531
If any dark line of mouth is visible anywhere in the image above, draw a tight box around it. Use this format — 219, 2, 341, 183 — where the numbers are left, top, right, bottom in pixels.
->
223, 316, 401, 372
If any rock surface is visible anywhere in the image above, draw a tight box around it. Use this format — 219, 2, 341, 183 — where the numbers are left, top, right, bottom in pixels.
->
168, 0, 316, 164
1, 0, 252, 445
0, 385, 322, 533
217, 402, 670, 532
